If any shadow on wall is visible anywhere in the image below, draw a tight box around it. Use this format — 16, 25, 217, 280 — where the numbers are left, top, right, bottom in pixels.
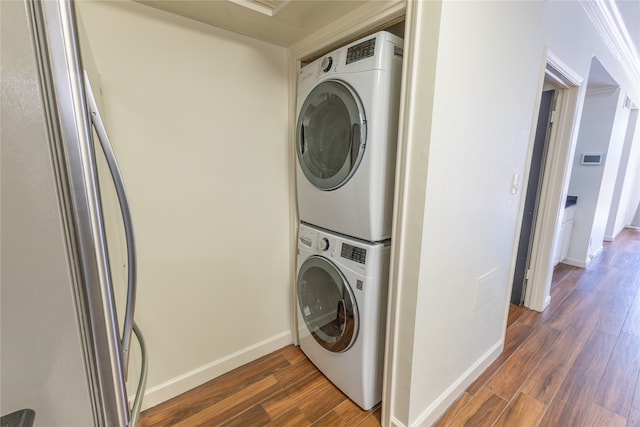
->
632, 201, 640, 226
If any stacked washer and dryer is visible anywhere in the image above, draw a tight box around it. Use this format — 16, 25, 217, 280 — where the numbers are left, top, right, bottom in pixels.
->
295, 31, 404, 411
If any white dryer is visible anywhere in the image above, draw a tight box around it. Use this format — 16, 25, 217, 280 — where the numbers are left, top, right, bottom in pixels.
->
296, 223, 390, 410
296, 31, 403, 242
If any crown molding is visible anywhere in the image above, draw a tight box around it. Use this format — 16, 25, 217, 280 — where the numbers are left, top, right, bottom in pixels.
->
581, 0, 640, 94
586, 86, 620, 96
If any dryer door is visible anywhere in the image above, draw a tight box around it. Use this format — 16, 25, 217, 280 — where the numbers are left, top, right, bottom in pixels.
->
296, 80, 366, 190
297, 255, 358, 352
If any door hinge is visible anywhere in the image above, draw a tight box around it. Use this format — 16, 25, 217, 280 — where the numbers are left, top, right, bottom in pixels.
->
525, 268, 532, 281
550, 94, 559, 123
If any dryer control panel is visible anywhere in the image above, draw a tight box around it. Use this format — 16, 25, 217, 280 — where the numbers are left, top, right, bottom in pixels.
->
341, 243, 367, 264
346, 37, 376, 65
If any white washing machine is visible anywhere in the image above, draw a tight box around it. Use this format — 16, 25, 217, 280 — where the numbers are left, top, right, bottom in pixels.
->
296, 223, 390, 410
296, 31, 403, 242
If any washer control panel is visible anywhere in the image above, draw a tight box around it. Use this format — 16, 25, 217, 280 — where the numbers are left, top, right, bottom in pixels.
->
299, 224, 368, 265
318, 237, 330, 251
299, 226, 334, 253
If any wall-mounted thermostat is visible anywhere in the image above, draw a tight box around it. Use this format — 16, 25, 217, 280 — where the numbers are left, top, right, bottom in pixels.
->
581, 153, 603, 165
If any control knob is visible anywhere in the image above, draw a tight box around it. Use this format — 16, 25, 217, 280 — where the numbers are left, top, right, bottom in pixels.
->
321, 57, 333, 73
318, 237, 330, 251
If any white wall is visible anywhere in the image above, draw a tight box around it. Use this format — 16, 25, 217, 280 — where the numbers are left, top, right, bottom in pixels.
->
77, 1, 292, 408
387, 1, 640, 425
591, 90, 630, 249
623, 115, 640, 226
566, 84, 627, 266
606, 108, 640, 237
407, 2, 546, 424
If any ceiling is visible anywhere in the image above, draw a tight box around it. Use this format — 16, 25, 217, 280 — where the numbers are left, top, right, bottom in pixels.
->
138, 0, 639, 88
585, 0, 640, 89
136, 0, 371, 48
138, 1, 639, 50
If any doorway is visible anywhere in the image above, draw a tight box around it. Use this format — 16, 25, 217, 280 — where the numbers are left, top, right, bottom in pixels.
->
519, 53, 583, 312
511, 90, 556, 304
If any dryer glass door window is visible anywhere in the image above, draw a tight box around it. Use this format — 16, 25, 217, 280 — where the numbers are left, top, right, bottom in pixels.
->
297, 255, 358, 352
297, 80, 366, 190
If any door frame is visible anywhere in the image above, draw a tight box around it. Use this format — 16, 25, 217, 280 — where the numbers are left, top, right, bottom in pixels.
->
511, 89, 557, 305
522, 51, 584, 311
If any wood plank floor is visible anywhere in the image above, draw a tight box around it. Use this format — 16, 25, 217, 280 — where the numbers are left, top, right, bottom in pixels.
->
138, 345, 381, 426
436, 227, 640, 427
139, 227, 640, 427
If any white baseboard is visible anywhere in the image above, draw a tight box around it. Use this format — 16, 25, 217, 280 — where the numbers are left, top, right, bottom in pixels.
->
563, 244, 604, 269
138, 331, 293, 410
411, 340, 503, 427
561, 257, 587, 268
606, 225, 631, 242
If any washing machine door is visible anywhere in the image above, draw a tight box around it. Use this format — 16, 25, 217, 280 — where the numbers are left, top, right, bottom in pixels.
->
297, 255, 358, 352
296, 80, 366, 191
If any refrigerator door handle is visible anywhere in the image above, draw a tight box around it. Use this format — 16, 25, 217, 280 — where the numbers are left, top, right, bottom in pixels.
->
83, 71, 136, 379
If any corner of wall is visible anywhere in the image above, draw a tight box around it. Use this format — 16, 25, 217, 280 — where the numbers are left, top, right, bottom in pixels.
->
411, 340, 503, 427
140, 331, 292, 410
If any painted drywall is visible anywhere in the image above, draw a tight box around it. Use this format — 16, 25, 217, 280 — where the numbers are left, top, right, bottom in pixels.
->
591, 91, 630, 251
566, 83, 628, 266
384, 2, 442, 424
409, 2, 545, 424
606, 109, 640, 239
387, 1, 640, 425
623, 116, 640, 226
77, 1, 291, 408
566, 87, 619, 263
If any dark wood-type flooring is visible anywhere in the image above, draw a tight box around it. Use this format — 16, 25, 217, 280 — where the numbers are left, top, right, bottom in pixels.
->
436, 227, 640, 427
139, 228, 640, 427
138, 345, 381, 426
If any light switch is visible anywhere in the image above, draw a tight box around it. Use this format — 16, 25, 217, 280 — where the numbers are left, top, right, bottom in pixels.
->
511, 173, 519, 194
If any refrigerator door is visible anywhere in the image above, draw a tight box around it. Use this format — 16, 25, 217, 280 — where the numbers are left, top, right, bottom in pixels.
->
1, 0, 129, 425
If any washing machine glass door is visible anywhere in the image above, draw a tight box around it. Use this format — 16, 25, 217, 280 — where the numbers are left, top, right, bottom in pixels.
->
296, 80, 366, 191
297, 255, 358, 352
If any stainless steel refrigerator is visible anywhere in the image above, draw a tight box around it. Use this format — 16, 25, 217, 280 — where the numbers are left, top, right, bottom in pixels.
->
1, 0, 147, 425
